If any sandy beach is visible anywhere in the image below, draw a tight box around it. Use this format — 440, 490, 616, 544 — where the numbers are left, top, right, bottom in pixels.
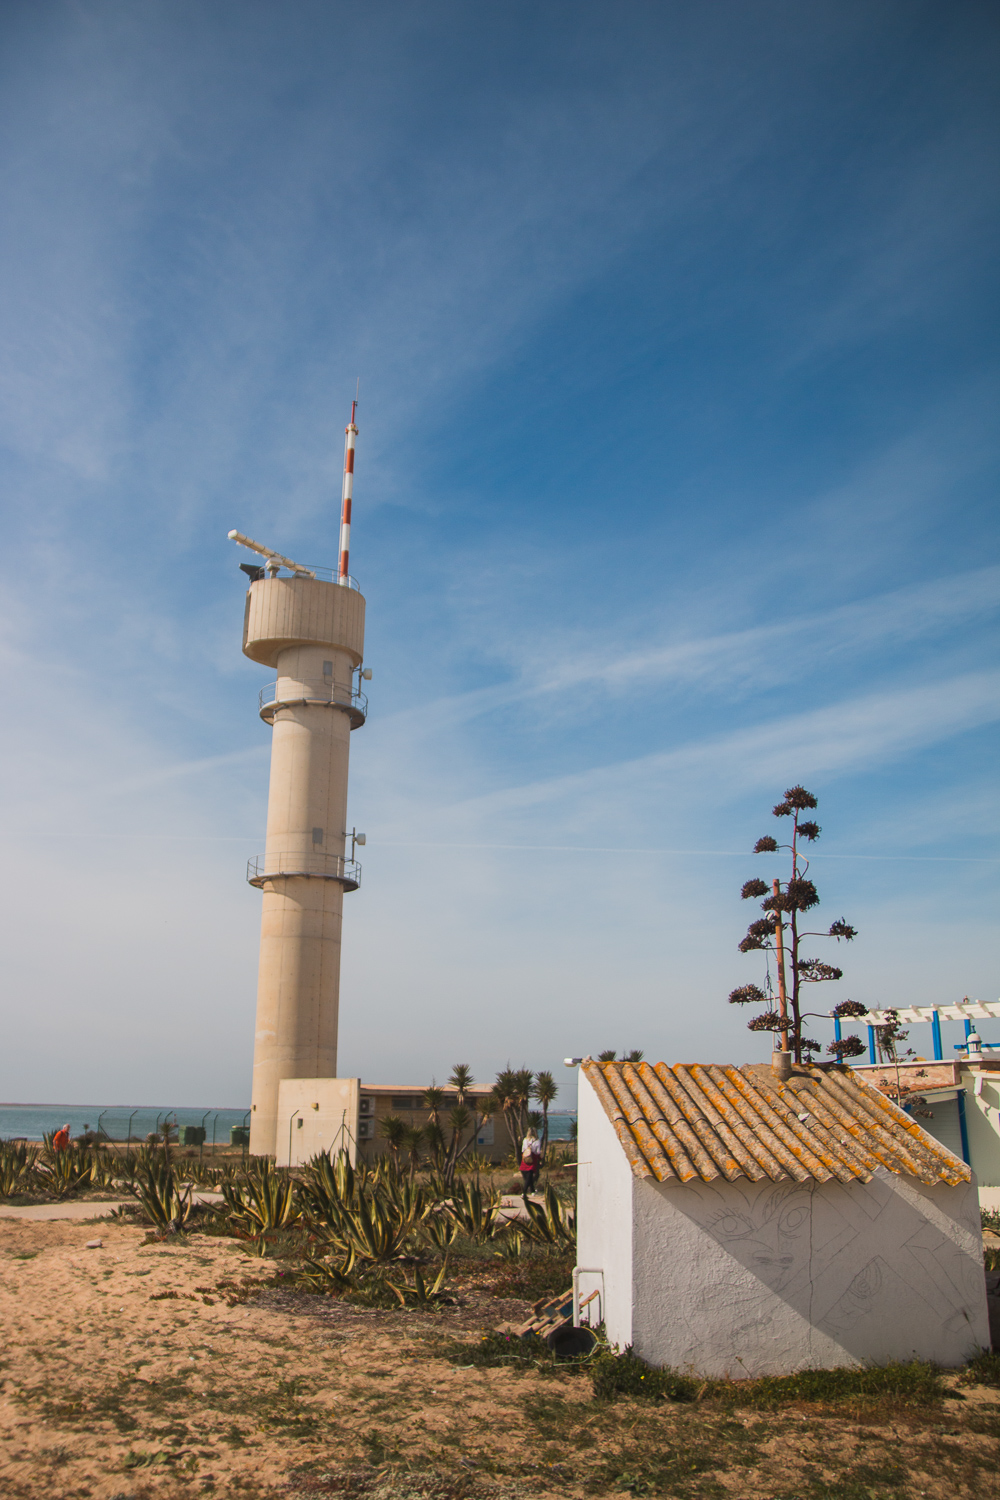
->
2, 1213, 999, 1500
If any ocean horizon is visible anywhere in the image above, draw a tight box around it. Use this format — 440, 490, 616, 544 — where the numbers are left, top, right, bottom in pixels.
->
0, 1103, 577, 1144
0, 1103, 250, 1144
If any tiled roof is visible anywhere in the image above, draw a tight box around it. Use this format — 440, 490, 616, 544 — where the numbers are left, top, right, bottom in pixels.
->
582, 1060, 970, 1189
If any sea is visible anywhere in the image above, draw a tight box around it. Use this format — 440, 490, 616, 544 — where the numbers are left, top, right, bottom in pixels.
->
0, 1104, 577, 1145
0, 1104, 250, 1145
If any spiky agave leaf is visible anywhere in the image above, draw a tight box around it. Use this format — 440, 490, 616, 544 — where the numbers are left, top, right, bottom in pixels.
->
131, 1158, 192, 1231
445, 1180, 501, 1244
523, 1185, 575, 1251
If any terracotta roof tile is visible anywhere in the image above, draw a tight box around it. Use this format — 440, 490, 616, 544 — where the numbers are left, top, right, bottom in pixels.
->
582, 1060, 970, 1188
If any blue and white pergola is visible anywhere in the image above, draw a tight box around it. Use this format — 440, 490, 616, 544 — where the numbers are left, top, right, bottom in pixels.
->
832, 999, 1000, 1064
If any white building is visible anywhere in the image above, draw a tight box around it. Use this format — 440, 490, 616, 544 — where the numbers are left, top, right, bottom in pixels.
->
851, 1000, 1000, 1215
576, 1058, 989, 1378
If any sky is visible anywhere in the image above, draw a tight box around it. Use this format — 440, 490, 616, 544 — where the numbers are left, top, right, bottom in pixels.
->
0, 0, 997, 1111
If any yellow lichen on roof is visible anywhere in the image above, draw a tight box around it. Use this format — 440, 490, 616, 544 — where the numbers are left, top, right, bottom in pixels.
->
581, 1060, 971, 1188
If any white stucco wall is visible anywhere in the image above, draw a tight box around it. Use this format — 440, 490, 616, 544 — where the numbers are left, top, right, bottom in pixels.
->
275, 1077, 359, 1167
964, 1075, 1000, 1188
576, 1071, 634, 1350
630, 1168, 989, 1377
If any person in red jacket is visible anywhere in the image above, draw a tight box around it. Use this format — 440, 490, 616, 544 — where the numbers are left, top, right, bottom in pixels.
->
52, 1124, 71, 1152
519, 1127, 542, 1197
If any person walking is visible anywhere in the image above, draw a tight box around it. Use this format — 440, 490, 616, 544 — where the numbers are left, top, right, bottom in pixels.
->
519, 1127, 542, 1198
52, 1123, 71, 1152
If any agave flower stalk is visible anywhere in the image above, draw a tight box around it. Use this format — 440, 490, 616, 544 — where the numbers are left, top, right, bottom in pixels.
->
729, 785, 859, 1064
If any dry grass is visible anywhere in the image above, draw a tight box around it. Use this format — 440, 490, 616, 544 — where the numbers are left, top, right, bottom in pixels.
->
0, 1216, 997, 1500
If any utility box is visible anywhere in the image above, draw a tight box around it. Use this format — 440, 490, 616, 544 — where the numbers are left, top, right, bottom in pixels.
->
181, 1126, 206, 1147
230, 1125, 250, 1147
275, 1078, 360, 1167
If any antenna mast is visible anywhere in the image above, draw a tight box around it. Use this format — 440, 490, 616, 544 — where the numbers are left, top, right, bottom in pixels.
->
338, 393, 358, 584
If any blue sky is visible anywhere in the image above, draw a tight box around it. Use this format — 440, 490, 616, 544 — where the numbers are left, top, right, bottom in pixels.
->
0, 1, 997, 1109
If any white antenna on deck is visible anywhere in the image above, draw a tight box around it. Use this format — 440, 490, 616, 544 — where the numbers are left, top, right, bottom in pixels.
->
227, 531, 316, 578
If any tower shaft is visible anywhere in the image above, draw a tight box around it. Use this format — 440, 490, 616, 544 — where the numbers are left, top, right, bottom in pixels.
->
242, 575, 366, 1157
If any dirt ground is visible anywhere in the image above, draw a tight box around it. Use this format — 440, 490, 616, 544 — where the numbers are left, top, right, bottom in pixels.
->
1, 1216, 998, 1500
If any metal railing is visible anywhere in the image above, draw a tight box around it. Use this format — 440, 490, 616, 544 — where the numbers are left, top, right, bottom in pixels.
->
247, 852, 361, 891
250, 565, 359, 588
258, 680, 367, 727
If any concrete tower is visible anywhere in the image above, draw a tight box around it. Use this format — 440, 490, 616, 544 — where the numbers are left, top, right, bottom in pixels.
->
231, 414, 368, 1158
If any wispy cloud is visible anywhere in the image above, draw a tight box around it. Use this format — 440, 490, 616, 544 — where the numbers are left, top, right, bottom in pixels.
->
378, 565, 1000, 738
412, 669, 1000, 831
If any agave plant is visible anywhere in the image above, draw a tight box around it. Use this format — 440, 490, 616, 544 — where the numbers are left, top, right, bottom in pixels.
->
88, 1148, 122, 1191
444, 1180, 501, 1244
37, 1144, 95, 1198
421, 1210, 462, 1255
523, 1185, 575, 1252
300, 1149, 368, 1216
131, 1158, 192, 1232
324, 1190, 418, 1265
220, 1160, 301, 1239
298, 1246, 357, 1292
386, 1261, 451, 1308
493, 1225, 526, 1260
0, 1141, 39, 1199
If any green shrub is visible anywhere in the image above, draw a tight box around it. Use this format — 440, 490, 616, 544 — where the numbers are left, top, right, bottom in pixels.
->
961, 1350, 1000, 1389
981, 1207, 1000, 1235
591, 1346, 698, 1403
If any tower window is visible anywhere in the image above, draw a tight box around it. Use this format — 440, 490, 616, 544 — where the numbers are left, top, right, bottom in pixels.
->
312, 827, 324, 845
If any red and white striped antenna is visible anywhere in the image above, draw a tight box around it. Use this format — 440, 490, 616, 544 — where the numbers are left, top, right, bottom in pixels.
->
338, 385, 359, 584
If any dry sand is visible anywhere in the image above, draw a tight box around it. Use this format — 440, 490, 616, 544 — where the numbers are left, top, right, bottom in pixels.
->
1, 1216, 998, 1500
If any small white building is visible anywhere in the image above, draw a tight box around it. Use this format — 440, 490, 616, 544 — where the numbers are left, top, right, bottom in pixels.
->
576, 1058, 989, 1377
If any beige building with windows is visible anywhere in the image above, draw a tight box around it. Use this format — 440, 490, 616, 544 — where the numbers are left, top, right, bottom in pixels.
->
355, 1085, 516, 1162
274, 1079, 521, 1167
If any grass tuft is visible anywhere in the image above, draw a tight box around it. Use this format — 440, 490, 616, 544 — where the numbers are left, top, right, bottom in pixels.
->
441, 1327, 593, 1373
960, 1348, 1000, 1389
713, 1359, 944, 1408
591, 1346, 699, 1403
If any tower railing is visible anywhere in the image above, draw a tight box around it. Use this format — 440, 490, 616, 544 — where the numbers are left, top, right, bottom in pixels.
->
258, 681, 367, 728
247, 852, 361, 891
249, 565, 360, 588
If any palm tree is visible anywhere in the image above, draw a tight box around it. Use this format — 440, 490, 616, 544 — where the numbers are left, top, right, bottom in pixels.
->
428, 1065, 482, 1185
379, 1114, 406, 1168
492, 1066, 535, 1161
449, 1064, 474, 1103
443, 1105, 473, 1187
532, 1071, 557, 1161
403, 1126, 425, 1182
423, 1086, 446, 1169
